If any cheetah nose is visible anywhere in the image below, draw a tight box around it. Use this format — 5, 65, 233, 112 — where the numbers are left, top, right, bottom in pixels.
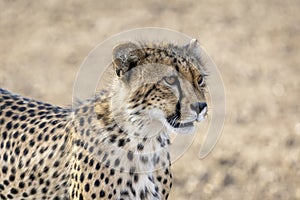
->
190, 102, 207, 115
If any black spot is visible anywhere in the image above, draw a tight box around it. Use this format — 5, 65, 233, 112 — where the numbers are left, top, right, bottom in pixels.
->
29, 139, 35, 147
105, 160, 110, 168
2, 131, 7, 139
94, 180, 100, 187
5, 141, 10, 149
120, 190, 129, 196
118, 139, 125, 147
39, 122, 46, 129
0, 194, 6, 200
89, 159, 94, 167
78, 152, 83, 160
42, 187, 47, 194
100, 173, 104, 180
20, 123, 27, 129
110, 169, 115, 176
84, 183, 90, 192
102, 153, 108, 162
99, 190, 105, 197
5, 111, 13, 117
140, 190, 146, 199
79, 193, 83, 200
164, 169, 169, 175
18, 161, 24, 169
53, 161, 60, 167
134, 174, 139, 183
30, 188, 37, 195
23, 148, 29, 156
9, 175, 15, 181
127, 151, 134, 161
117, 178, 122, 185
11, 167, 16, 174
18, 106, 26, 112
80, 173, 84, 182
20, 115, 26, 121
88, 173, 93, 180
6, 122, 12, 130
13, 131, 19, 139
48, 152, 54, 159
43, 166, 49, 173
89, 146, 94, 153
157, 176, 162, 182
44, 135, 49, 141
163, 179, 168, 184
2, 165, 8, 174
29, 174, 35, 181
140, 156, 148, 163
13, 123, 19, 129
3, 153, 8, 161
109, 134, 117, 143
129, 167, 136, 176
52, 171, 59, 178
84, 156, 89, 164
105, 177, 109, 184
19, 182, 25, 189
22, 192, 28, 197
91, 193, 96, 199
79, 118, 84, 126
137, 143, 144, 151
29, 127, 35, 134
114, 158, 120, 167
3, 180, 9, 186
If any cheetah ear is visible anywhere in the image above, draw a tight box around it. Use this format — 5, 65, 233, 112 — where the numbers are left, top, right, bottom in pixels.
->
184, 38, 200, 56
112, 42, 143, 78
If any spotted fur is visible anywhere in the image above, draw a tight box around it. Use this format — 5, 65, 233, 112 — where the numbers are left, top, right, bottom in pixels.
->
0, 39, 208, 200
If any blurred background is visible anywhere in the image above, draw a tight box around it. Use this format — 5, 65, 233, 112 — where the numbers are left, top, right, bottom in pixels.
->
0, 0, 299, 199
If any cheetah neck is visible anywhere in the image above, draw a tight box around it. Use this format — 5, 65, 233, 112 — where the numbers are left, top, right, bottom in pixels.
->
73, 91, 172, 174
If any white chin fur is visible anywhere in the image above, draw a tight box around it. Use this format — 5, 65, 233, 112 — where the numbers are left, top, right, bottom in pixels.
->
173, 125, 195, 134
164, 121, 195, 134
197, 107, 207, 121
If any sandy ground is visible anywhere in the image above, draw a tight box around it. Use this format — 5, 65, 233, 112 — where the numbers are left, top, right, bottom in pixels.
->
0, 0, 299, 199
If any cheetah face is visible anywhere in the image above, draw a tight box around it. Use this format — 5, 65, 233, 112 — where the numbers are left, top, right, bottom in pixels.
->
111, 40, 208, 134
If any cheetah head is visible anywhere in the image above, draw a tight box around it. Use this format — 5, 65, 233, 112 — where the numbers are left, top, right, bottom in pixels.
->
111, 39, 208, 135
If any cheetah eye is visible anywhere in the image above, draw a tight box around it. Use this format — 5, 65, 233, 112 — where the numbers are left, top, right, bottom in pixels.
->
198, 76, 205, 87
164, 76, 177, 85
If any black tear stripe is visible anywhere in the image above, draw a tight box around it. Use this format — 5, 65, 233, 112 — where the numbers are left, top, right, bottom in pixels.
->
175, 101, 181, 119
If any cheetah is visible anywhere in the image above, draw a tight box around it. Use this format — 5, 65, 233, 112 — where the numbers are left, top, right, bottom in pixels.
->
0, 39, 208, 200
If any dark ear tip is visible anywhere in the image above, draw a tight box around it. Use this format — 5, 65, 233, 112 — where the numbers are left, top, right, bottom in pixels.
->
116, 69, 123, 77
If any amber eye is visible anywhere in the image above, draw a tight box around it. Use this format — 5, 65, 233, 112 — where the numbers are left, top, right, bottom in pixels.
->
198, 76, 205, 87
164, 76, 177, 85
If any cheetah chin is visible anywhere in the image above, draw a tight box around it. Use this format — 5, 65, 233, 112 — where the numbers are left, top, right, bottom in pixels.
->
165, 103, 207, 134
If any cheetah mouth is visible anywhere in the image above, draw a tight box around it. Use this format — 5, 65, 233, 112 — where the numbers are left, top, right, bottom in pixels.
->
166, 116, 194, 129
168, 120, 194, 129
